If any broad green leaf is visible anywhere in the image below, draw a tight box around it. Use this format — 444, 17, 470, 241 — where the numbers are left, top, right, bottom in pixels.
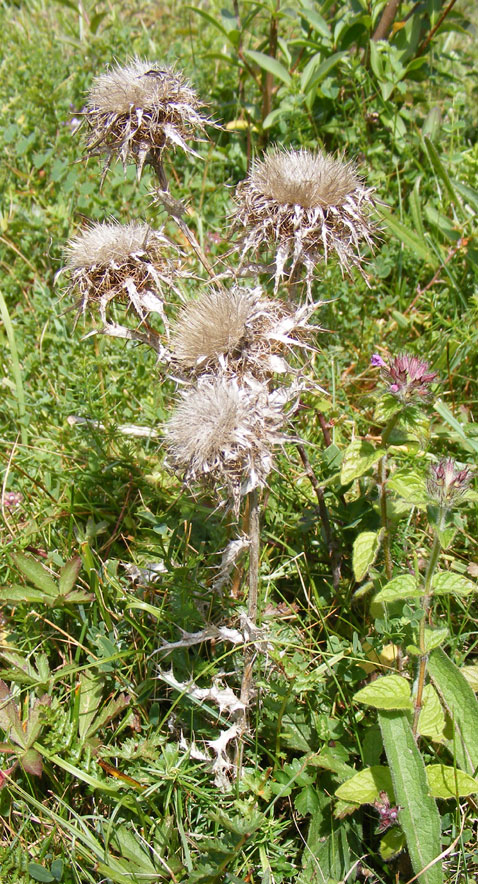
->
426, 764, 478, 799
374, 574, 420, 603
50, 859, 64, 882
112, 825, 157, 871
78, 673, 103, 740
0, 679, 26, 747
379, 711, 443, 884
354, 675, 412, 710
58, 556, 82, 596
340, 439, 383, 485
295, 784, 320, 815
423, 626, 449, 653
301, 51, 346, 93
452, 179, 478, 213
380, 827, 407, 861
298, 7, 331, 40
432, 572, 476, 596
334, 765, 393, 805
428, 648, 478, 776
243, 50, 291, 86
12, 553, 58, 596
27, 864, 55, 884
461, 666, 478, 692
62, 589, 94, 604
378, 207, 439, 267
387, 469, 428, 505
418, 685, 446, 742
352, 529, 384, 583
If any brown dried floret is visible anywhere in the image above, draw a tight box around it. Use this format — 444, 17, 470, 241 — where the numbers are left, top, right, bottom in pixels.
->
65, 221, 181, 341
232, 148, 376, 295
170, 285, 319, 379
83, 59, 210, 183
164, 376, 291, 514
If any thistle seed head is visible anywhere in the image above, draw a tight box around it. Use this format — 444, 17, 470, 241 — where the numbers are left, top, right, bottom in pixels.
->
232, 148, 376, 295
65, 221, 180, 329
427, 458, 471, 508
164, 376, 289, 513
375, 353, 438, 403
170, 285, 319, 379
83, 59, 209, 182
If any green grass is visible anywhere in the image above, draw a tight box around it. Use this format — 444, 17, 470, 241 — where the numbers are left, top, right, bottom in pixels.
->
1, 1, 478, 882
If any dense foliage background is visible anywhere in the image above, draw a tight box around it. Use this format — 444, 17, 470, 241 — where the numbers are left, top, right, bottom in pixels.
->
0, 1, 477, 882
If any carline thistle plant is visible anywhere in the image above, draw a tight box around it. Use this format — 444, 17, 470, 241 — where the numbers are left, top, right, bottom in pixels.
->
232, 147, 376, 295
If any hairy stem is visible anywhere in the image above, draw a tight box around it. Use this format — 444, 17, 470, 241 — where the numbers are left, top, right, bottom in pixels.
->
379, 412, 401, 581
412, 513, 445, 736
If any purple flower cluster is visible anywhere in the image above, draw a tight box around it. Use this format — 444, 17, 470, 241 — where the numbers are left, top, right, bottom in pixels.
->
371, 353, 438, 403
427, 458, 471, 507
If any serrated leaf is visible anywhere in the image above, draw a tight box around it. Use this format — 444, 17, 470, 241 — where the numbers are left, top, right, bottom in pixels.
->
78, 673, 103, 741
0, 585, 56, 605
85, 693, 130, 739
379, 826, 407, 861
428, 648, 478, 776
387, 470, 428, 505
243, 50, 291, 85
423, 626, 449, 653
0, 680, 25, 747
374, 574, 420, 603
379, 711, 443, 884
352, 529, 384, 582
295, 784, 320, 815
334, 765, 393, 805
432, 572, 476, 596
340, 439, 383, 485
58, 556, 82, 596
426, 764, 478, 799
418, 685, 446, 742
12, 554, 58, 596
20, 748, 43, 777
354, 675, 412, 710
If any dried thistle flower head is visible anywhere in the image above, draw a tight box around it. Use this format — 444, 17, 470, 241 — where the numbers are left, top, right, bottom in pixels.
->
65, 221, 180, 335
170, 285, 319, 379
164, 377, 289, 513
373, 353, 438, 403
427, 458, 471, 508
232, 147, 375, 294
83, 59, 209, 182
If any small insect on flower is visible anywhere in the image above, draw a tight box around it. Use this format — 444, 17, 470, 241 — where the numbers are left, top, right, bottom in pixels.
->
373, 353, 438, 403
65, 221, 181, 334
427, 458, 472, 508
164, 376, 291, 514
170, 285, 320, 380
82, 59, 210, 183
232, 147, 376, 296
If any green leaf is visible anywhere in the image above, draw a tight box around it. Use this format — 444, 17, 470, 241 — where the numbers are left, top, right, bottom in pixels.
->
27, 864, 55, 884
374, 574, 420, 603
50, 859, 64, 881
434, 399, 478, 454
423, 626, 449, 653
334, 765, 393, 805
0, 679, 26, 747
379, 826, 407, 861
0, 585, 56, 605
378, 207, 439, 267
12, 554, 58, 596
298, 7, 331, 40
379, 711, 443, 884
340, 439, 383, 484
295, 784, 320, 815
418, 685, 446, 742
243, 50, 291, 86
461, 665, 478, 692
20, 748, 43, 777
423, 137, 462, 209
185, 5, 231, 40
58, 556, 82, 596
78, 673, 103, 740
432, 572, 476, 596
428, 648, 478, 776
387, 469, 428, 505
301, 51, 346, 93
426, 764, 478, 799
62, 589, 95, 604
354, 675, 412, 710
352, 529, 384, 582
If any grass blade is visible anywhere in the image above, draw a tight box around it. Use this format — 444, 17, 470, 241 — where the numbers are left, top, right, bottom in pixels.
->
379, 710, 443, 884
0, 288, 27, 446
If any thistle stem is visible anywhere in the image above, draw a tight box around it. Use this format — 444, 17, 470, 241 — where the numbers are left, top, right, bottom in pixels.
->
239, 487, 260, 731
412, 511, 445, 736
379, 412, 400, 581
